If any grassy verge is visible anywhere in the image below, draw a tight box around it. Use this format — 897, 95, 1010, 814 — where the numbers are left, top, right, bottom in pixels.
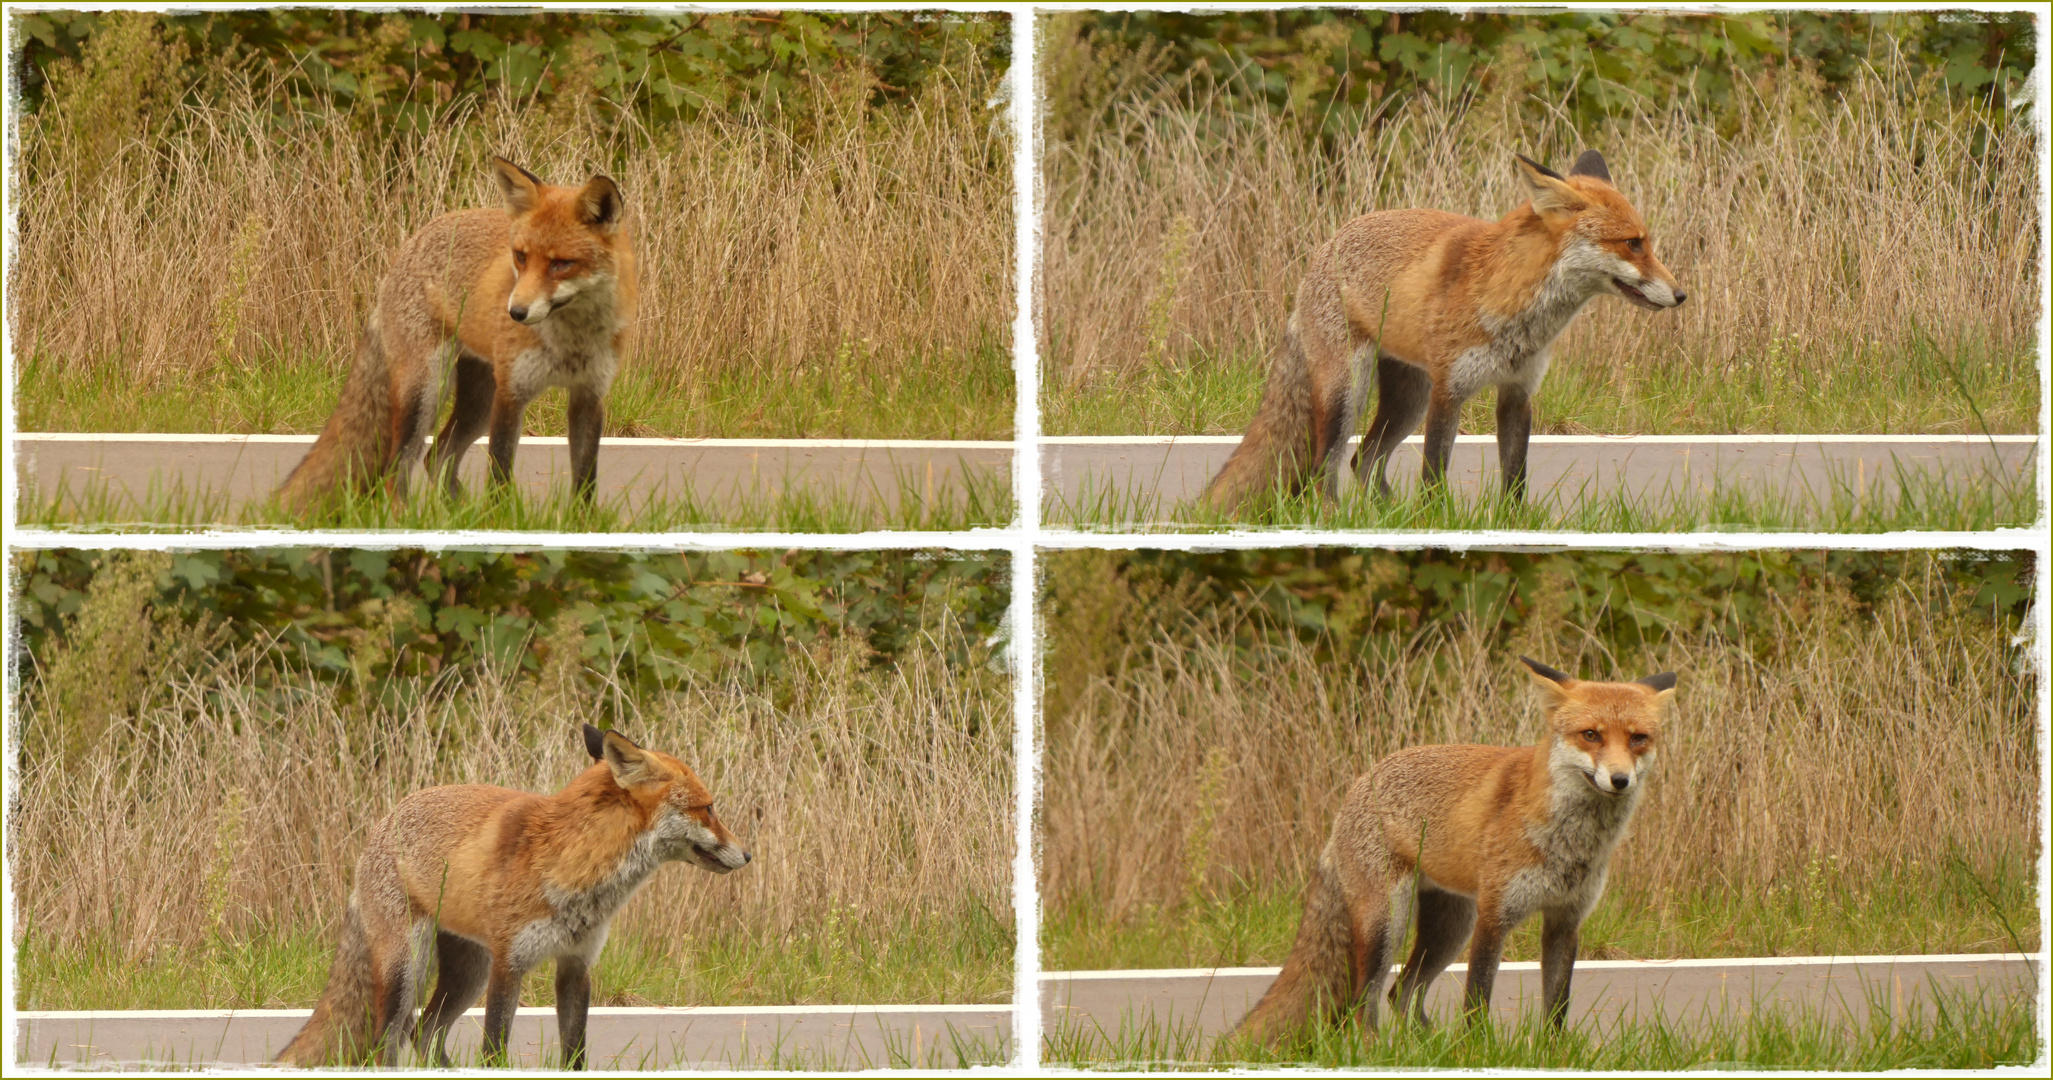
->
1042, 339, 2038, 438
1044, 853, 2037, 973
21, 459, 1015, 533
20, 898, 1012, 1012
15, 624, 1013, 1020
1046, 982, 2036, 1070
1045, 457, 2037, 533
17, 341, 1014, 441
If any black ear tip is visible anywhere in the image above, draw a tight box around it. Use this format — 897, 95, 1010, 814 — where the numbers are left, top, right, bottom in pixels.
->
582, 723, 607, 761
1569, 149, 1613, 182
1639, 672, 1679, 692
1520, 656, 1573, 684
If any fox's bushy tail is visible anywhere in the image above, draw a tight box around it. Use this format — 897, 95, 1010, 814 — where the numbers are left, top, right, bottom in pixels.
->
1198, 329, 1321, 515
275, 315, 394, 514
1224, 849, 1357, 1050
276, 899, 387, 1066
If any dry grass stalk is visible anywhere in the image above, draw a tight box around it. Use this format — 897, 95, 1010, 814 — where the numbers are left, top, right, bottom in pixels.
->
14, 638, 1013, 962
12, 59, 1010, 394
1041, 57, 2035, 394
1042, 574, 2035, 920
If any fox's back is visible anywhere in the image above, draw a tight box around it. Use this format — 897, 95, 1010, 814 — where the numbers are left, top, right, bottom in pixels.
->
370, 784, 545, 927
1330, 742, 1541, 894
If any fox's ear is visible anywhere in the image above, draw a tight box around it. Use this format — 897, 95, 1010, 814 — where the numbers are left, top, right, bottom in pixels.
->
491, 156, 542, 215
1513, 154, 1583, 217
1520, 655, 1576, 705
1638, 672, 1678, 712
576, 175, 624, 232
1568, 149, 1612, 184
599, 729, 655, 787
582, 723, 607, 762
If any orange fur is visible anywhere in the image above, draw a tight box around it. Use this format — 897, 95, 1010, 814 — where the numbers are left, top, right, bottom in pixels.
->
1203, 150, 1685, 513
1230, 658, 1675, 1047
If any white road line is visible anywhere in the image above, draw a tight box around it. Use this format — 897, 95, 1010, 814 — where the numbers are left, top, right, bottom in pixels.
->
19, 1003, 1008, 1021
1044, 953, 2036, 980
12, 434, 1016, 449
1041, 434, 2040, 445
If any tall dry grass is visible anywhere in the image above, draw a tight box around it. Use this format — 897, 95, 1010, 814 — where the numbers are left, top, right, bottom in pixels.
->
13, 632, 1012, 971
1040, 53, 2037, 395
12, 49, 1011, 395
1041, 563, 2036, 920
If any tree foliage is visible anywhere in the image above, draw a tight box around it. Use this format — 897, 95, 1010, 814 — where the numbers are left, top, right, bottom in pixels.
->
1050, 9, 2034, 143
15, 548, 1010, 711
12, 9, 1008, 129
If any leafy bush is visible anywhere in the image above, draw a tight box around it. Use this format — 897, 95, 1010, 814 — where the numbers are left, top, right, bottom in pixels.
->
15, 548, 1010, 713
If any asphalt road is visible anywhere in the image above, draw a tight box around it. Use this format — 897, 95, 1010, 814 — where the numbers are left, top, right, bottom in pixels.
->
1041, 434, 2039, 519
15, 1003, 1012, 1070
1039, 954, 2038, 1050
14, 434, 1013, 522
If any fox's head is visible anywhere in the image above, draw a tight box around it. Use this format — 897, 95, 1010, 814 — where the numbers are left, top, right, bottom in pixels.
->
1513, 151, 1687, 311
492, 156, 626, 326
1523, 656, 1675, 797
584, 724, 752, 874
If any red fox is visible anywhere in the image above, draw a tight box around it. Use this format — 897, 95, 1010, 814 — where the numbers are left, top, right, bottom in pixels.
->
1201, 151, 1685, 512
276, 156, 637, 512
276, 724, 750, 1068
1229, 657, 1675, 1047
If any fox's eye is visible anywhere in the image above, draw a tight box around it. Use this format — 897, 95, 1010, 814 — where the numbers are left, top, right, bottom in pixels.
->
1581, 730, 1601, 744
1629, 733, 1649, 747
1627, 238, 1644, 254
512, 250, 528, 268
550, 258, 576, 275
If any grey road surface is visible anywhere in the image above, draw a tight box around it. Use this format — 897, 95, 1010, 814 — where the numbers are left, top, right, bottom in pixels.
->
1041, 435, 2038, 519
14, 434, 1011, 521
16, 1003, 1011, 1070
1040, 954, 2037, 1051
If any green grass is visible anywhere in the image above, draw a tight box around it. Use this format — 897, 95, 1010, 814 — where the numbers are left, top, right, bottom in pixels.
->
17, 338, 1014, 441
1046, 454, 2037, 533
19, 900, 1013, 1012
1043, 337, 2039, 438
20, 458, 1015, 533
1046, 979, 2036, 1070
1043, 851, 2038, 973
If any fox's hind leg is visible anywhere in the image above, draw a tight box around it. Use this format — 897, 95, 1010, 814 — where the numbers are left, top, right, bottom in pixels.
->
428, 352, 496, 497
1324, 343, 1378, 502
1389, 886, 1477, 1026
1356, 355, 1432, 497
416, 932, 492, 1065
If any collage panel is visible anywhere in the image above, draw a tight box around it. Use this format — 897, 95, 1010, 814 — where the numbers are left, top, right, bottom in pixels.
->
1037, 11, 2037, 531
13, 547, 1015, 1069
14, 10, 1015, 533
1039, 546, 2036, 1069
3, 4, 2048, 1077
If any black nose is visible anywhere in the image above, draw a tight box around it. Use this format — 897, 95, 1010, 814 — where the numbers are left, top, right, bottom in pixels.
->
1611, 774, 1631, 791
1672, 290, 1687, 305
508, 305, 528, 322
741, 850, 753, 864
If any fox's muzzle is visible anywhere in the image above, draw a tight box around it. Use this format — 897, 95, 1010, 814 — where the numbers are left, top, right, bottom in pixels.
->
692, 842, 752, 874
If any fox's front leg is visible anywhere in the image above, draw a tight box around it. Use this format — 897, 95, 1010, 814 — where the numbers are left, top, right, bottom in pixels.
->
1418, 389, 1465, 491
486, 387, 530, 489
555, 956, 592, 1070
1494, 383, 1532, 501
1460, 905, 1508, 1024
1538, 910, 1580, 1029
566, 386, 604, 503
478, 959, 525, 1065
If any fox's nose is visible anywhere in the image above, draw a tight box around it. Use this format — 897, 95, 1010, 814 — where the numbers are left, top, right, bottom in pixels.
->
1672, 289, 1687, 305
741, 850, 753, 865
1610, 773, 1632, 792
507, 304, 529, 322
